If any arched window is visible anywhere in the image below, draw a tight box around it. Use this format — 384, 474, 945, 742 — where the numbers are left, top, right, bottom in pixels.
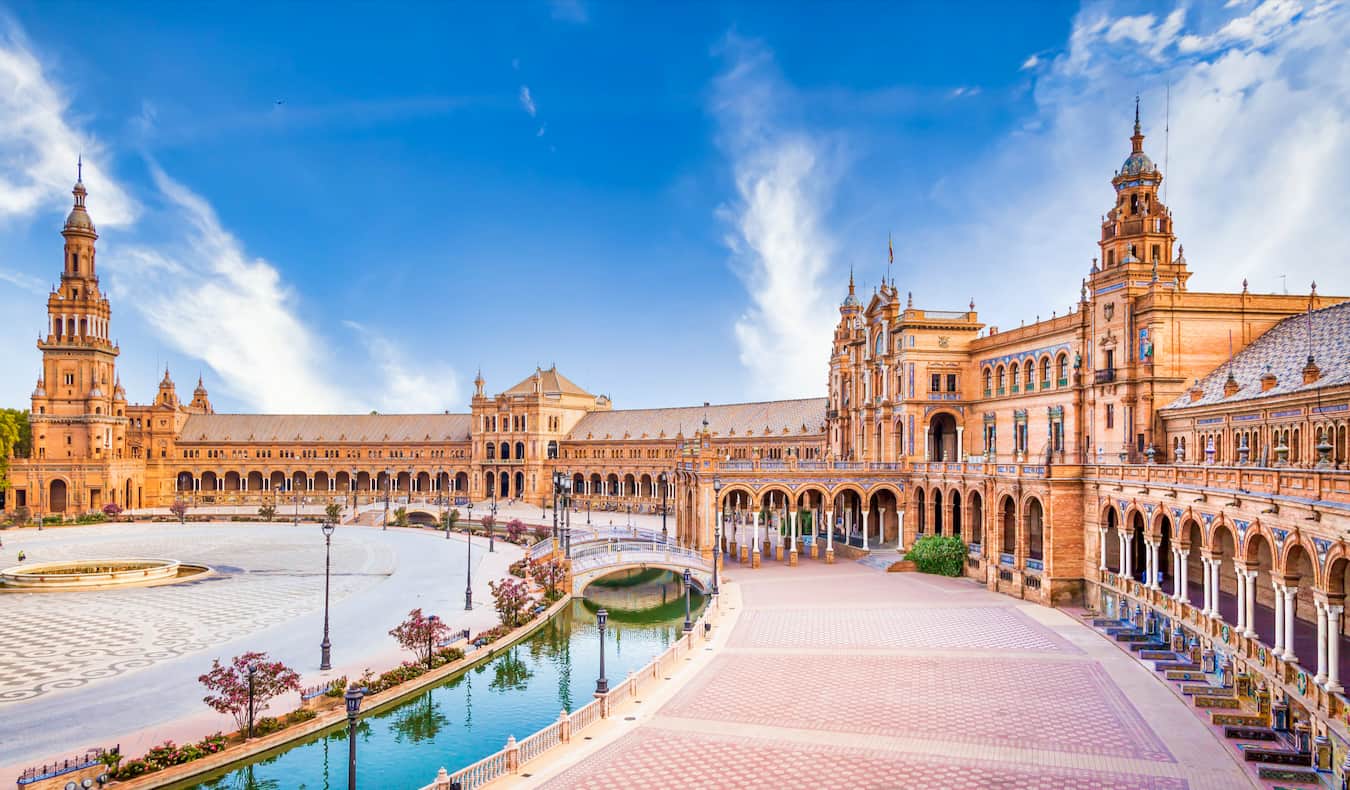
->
1040, 357, 1050, 388
1056, 353, 1068, 384
499, 442, 509, 459
486, 443, 496, 460
982, 368, 992, 394
514, 441, 525, 459
1022, 361, 1033, 388
547, 440, 558, 459
996, 365, 1006, 392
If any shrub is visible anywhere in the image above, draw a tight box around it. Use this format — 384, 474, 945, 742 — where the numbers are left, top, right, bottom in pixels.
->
325, 503, 342, 523
254, 716, 284, 736
506, 518, 525, 542
532, 524, 551, 542
198, 651, 302, 734
115, 759, 152, 779
324, 675, 349, 697
75, 512, 108, 524
905, 534, 967, 577
489, 576, 532, 628
389, 608, 452, 665
508, 559, 529, 578
532, 560, 567, 601
472, 624, 513, 645
394, 506, 408, 527
169, 499, 188, 522
102, 502, 123, 518
258, 504, 276, 521
285, 707, 317, 725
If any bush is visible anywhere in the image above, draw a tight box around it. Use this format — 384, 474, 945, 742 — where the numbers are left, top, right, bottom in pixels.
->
115, 759, 152, 779
324, 676, 349, 697
258, 504, 276, 521
508, 559, 529, 578
75, 512, 108, 525
905, 534, 967, 577
285, 708, 317, 725
254, 716, 284, 736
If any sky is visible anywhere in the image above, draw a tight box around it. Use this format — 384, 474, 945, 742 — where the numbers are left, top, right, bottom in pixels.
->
0, 0, 1346, 414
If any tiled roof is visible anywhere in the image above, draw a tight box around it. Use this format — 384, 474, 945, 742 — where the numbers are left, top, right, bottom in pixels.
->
567, 398, 827, 441
178, 413, 472, 443
1163, 300, 1350, 410
503, 366, 593, 397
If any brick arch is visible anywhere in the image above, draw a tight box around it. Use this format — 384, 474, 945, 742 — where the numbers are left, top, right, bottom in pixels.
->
1278, 538, 1322, 587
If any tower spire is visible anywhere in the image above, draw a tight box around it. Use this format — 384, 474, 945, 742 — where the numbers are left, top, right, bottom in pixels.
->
1131, 96, 1145, 154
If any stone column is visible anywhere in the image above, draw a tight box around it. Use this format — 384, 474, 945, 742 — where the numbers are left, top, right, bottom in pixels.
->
878, 507, 886, 547
1099, 528, 1108, 571
825, 508, 835, 564
1243, 571, 1258, 638
1150, 541, 1161, 589
955, 427, 964, 461
751, 510, 761, 569
1282, 587, 1298, 662
1327, 604, 1343, 693
1233, 563, 1247, 633
1202, 558, 1214, 617
788, 508, 799, 567
861, 509, 870, 551
1273, 581, 1286, 656
1122, 533, 1132, 580
1316, 600, 1329, 684
1179, 550, 1190, 603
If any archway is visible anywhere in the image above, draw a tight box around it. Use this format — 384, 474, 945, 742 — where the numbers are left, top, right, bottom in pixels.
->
1246, 533, 1276, 647
1156, 514, 1173, 587
916, 488, 926, 535
1025, 497, 1044, 562
1129, 511, 1147, 583
950, 491, 962, 538
1282, 543, 1317, 666
1184, 518, 1204, 608
200, 471, 218, 491
223, 471, 241, 491
1105, 507, 1121, 572
514, 471, 525, 498
455, 471, 468, 492
999, 496, 1016, 562
177, 471, 194, 494
928, 413, 959, 461
49, 479, 68, 513
932, 488, 944, 535
968, 492, 983, 548
485, 471, 496, 500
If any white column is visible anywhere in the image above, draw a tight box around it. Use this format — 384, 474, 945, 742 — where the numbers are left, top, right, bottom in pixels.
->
897, 509, 905, 551
861, 509, 870, 550
1327, 604, 1343, 693
1316, 600, 1329, 684
1170, 549, 1180, 597
1122, 533, 1132, 579
1282, 587, 1298, 661
826, 509, 834, 551
878, 507, 886, 546
1150, 542, 1161, 589
752, 510, 760, 553
1202, 559, 1214, 616
1098, 527, 1108, 570
1233, 563, 1247, 632
955, 426, 964, 461
1243, 571, 1258, 638
1273, 581, 1286, 655
1178, 550, 1189, 602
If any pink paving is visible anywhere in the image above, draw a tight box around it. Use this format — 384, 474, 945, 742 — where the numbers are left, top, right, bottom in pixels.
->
660, 652, 1174, 762
728, 605, 1084, 653
536, 727, 1190, 790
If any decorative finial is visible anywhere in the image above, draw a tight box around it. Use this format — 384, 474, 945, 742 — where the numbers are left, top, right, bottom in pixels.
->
1242, 278, 1248, 293
77, 154, 83, 182
1134, 95, 1140, 132
1311, 280, 1318, 295
906, 291, 913, 309
969, 298, 975, 312
1081, 279, 1087, 300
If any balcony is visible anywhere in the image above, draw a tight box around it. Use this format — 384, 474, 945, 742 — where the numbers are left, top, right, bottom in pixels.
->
1094, 369, 1116, 384
1057, 377, 1068, 387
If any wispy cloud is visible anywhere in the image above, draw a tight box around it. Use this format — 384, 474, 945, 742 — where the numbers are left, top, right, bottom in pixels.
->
712, 36, 840, 399
950, 85, 982, 98
0, 22, 136, 226
1021, 53, 1042, 70
549, 0, 588, 23
519, 85, 537, 117
343, 321, 459, 413
0, 267, 46, 294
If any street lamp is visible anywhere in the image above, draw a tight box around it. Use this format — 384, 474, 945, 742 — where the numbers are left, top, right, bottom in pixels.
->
712, 476, 723, 596
382, 468, 391, 530
561, 476, 573, 558
246, 663, 258, 739
426, 614, 438, 669
552, 471, 561, 541
488, 489, 497, 553
293, 482, 300, 527
659, 472, 668, 542
464, 501, 475, 611
320, 519, 336, 671
683, 568, 693, 632
595, 607, 609, 695
345, 688, 364, 790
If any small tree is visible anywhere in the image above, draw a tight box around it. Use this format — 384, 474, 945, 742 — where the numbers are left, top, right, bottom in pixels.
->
170, 499, 188, 524
198, 651, 301, 735
533, 560, 567, 601
325, 502, 342, 523
506, 518, 525, 543
389, 608, 452, 665
532, 524, 551, 542
394, 506, 409, 527
442, 507, 460, 532
480, 514, 495, 539
489, 576, 532, 628
102, 502, 124, 520
258, 504, 276, 521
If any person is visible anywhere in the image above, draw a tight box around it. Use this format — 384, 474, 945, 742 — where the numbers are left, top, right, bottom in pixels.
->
17, 550, 26, 562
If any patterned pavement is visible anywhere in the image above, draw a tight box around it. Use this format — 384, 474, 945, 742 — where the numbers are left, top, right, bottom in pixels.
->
535, 561, 1255, 789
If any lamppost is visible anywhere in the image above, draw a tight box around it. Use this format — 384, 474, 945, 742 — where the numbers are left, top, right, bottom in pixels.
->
626, 502, 632, 528
658, 472, 668, 542
595, 607, 609, 695
712, 476, 722, 596
426, 614, 438, 669
464, 501, 474, 611
382, 468, 391, 530
246, 663, 258, 739
294, 484, 300, 527
586, 498, 591, 526
344, 688, 364, 790
488, 488, 497, 553
320, 519, 335, 670
682, 568, 693, 632
561, 476, 573, 558
551, 471, 561, 540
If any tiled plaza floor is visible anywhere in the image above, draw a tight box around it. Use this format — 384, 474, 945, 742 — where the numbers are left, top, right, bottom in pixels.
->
536, 559, 1256, 789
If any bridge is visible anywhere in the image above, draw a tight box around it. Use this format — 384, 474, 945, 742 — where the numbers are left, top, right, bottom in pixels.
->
528, 530, 714, 595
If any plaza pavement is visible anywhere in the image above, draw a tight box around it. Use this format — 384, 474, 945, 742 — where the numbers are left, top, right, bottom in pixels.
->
0, 521, 518, 779
526, 559, 1256, 790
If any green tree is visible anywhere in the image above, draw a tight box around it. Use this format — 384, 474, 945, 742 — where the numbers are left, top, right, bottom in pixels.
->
0, 408, 33, 491
442, 507, 460, 532
394, 506, 409, 527
257, 504, 276, 521
324, 502, 342, 523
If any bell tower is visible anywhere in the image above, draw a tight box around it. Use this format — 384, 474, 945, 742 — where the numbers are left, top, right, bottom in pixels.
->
32, 163, 124, 464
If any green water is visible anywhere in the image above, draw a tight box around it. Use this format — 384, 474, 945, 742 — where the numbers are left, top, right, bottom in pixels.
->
180, 569, 705, 789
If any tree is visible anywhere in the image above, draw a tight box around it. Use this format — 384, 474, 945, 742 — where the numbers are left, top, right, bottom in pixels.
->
198, 651, 301, 734
324, 502, 342, 523
480, 514, 495, 538
170, 499, 188, 523
489, 577, 532, 628
394, 506, 408, 527
506, 518, 525, 543
0, 408, 32, 491
442, 507, 460, 532
102, 502, 123, 520
258, 504, 276, 521
532, 560, 567, 601
389, 608, 451, 665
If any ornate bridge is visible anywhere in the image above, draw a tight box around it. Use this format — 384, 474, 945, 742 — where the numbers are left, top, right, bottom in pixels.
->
543, 532, 714, 595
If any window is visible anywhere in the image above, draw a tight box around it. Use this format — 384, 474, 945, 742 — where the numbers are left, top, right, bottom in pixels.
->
930, 374, 940, 393
1104, 349, 1115, 371
996, 366, 1006, 393
1105, 404, 1115, 430
1057, 354, 1068, 383
64, 373, 75, 386
72, 253, 79, 273
1040, 358, 1050, 387
946, 374, 957, 393
983, 368, 992, 394
1151, 244, 1160, 263
1130, 194, 1139, 215
1107, 250, 1115, 267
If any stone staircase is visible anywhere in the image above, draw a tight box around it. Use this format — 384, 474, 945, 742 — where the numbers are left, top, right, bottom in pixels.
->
1086, 613, 1323, 787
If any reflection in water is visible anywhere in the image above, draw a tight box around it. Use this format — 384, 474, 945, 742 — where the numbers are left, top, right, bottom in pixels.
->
181, 569, 702, 790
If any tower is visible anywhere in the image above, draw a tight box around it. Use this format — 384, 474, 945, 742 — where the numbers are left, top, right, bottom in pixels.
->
31, 165, 125, 465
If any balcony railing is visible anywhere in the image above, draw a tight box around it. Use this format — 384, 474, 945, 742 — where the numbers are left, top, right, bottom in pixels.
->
1094, 369, 1116, 384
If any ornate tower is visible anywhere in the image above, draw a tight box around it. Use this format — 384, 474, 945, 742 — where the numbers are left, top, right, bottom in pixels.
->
31, 165, 126, 464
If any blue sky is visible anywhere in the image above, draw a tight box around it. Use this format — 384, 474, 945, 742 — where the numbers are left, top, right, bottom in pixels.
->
1, 1, 1346, 414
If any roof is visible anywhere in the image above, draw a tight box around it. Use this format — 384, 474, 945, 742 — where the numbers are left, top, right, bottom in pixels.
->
178, 413, 472, 444
502, 366, 593, 398
567, 398, 827, 441
1163, 300, 1350, 410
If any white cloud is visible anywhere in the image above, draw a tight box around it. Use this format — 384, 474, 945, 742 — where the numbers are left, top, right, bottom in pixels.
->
951, 86, 982, 98
343, 321, 459, 413
916, 0, 1350, 326
0, 23, 136, 226
519, 85, 537, 117
1021, 54, 1042, 70
537, 123, 547, 137
712, 37, 840, 399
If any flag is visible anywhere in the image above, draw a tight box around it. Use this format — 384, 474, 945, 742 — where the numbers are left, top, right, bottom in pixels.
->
888, 233, 894, 264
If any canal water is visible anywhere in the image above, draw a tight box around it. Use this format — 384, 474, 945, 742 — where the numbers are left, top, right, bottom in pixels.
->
179, 569, 704, 789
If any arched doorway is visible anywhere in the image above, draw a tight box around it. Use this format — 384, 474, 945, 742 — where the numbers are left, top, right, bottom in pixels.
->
932, 489, 944, 535
1025, 497, 1044, 563
1105, 508, 1121, 572
950, 491, 962, 538
928, 413, 959, 461
916, 488, 926, 535
514, 471, 525, 499
1156, 514, 1173, 588
1000, 496, 1016, 561
968, 492, 982, 548
1130, 511, 1147, 583
49, 479, 68, 513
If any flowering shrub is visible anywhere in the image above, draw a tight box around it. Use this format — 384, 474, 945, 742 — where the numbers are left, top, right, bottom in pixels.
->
389, 608, 452, 665
102, 502, 123, 518
489, 576, 532, 627
115, 759, 151, 779
532, 524, 551, 542
532, 560, 567, 601
473, 624, 514, 645
508, 559, 529, 578
199, 651, 301, 734
169, 499, 188, 522
506, 518, 526, 542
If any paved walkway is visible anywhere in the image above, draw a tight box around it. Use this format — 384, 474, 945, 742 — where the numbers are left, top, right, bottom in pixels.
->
531, 561, 1255, 789
0, 521, 519, 778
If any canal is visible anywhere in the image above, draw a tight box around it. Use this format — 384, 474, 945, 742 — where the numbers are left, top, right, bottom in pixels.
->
179, 568, 705, 789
